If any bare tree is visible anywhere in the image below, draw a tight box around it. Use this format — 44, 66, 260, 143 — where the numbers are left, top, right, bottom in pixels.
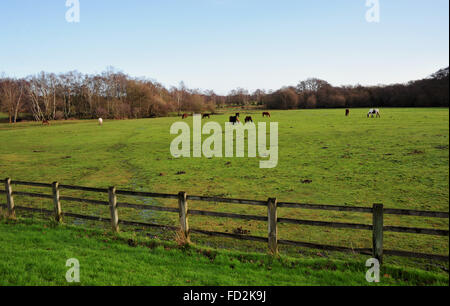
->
0, 78, 25, 123
252, 89, 266, 105
27, 72, 55, 121
296, 78, 331, 93
177, 81, 187, 115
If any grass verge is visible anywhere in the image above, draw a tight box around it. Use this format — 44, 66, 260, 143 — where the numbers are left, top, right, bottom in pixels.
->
0, 217, 447, 286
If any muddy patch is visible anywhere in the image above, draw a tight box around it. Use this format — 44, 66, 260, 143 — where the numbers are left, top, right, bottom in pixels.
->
435, 145, 449, 150
408, 149, 425, 155
233, 227, 251, 235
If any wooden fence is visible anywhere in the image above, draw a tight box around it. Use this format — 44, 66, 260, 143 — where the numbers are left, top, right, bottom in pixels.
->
1, 178, 449, 263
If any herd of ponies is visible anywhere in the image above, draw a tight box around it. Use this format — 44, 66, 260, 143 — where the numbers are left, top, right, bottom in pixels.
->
39, 109, 381, 126
178, 108, 381, 125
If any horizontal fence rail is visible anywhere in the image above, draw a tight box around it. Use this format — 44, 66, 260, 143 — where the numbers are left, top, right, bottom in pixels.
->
278, 201, 450, 218
187, 195, 267, 206
117, 201, 180, 213
59, 184, 109, 194
1, 178, 449, 263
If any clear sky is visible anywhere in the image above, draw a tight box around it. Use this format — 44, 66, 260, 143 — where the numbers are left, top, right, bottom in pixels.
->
0, 0, 448, 94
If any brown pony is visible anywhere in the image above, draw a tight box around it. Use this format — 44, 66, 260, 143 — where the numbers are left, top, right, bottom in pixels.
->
202, 114, 211, 119
229, 116, 240, 125
245, 116, 253, 123
262, 112, 271, 118
345, 109, 350, 117
182, 113, 189, 119
42, 120, 50, 126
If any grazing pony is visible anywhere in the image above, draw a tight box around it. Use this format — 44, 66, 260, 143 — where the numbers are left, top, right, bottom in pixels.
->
182, 113, 189, 119
367, 109, 381, 118
229, 116, 240, 125
42, 119, 50, 126
262, 112, 271, 118
202, 113, 211, 119
245, 116, 253, 123
345, 109, 350, 117
98, 118, 103, 126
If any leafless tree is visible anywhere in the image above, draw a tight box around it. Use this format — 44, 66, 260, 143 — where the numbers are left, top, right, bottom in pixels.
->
0, 78, 25, 123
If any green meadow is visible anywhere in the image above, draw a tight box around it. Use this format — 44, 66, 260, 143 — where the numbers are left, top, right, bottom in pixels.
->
0, 219, 447, 286
0, 108, 448, 276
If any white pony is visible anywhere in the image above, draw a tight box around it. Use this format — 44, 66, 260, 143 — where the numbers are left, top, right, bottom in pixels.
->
367, 109, 380, 118
98, 118, 103, 125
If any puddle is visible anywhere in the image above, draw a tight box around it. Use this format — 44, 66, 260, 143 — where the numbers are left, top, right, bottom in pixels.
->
72, 218, 87, 226
130, 181, 164, 223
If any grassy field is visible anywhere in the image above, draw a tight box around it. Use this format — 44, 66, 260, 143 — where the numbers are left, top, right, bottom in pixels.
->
0, 108, 448, 269
0, 218, 447, 286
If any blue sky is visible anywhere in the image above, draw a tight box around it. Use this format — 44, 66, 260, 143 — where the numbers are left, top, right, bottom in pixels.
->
0, 0, 448, 94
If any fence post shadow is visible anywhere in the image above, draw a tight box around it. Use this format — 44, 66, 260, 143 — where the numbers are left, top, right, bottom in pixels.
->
268, 197, 278, 255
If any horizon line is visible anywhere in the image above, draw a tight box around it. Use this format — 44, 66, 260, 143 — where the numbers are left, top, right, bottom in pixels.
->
1, 65, 448, 95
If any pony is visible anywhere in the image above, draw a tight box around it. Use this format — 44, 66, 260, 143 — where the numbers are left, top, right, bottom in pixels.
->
182, 113, 189, 119
229, 116, 240, 125
42, 120, 50, 126
345, 109, 350, 117
245, 116, 253, 123
202, 114, 211, 119
262, 112, 271, 118
367, 109, 381, 118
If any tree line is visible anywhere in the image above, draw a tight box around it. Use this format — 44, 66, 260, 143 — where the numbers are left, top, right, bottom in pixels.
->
0, 66, 448, 123
263, 67, 449, 110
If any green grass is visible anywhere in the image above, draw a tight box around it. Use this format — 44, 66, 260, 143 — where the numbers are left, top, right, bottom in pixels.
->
0, 218, 447, 286
0, 108, 448, 267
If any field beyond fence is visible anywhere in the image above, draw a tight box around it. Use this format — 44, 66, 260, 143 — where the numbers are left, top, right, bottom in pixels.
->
1, 178, 449, 263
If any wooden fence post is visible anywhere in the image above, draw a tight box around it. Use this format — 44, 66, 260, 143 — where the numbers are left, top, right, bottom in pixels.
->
268, 197, 278, 255
178, 191, 190, 243
52, 182, 62, 223
372, 203, 384, 263
109, 187, 119, 233
4, 178, 15, 218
